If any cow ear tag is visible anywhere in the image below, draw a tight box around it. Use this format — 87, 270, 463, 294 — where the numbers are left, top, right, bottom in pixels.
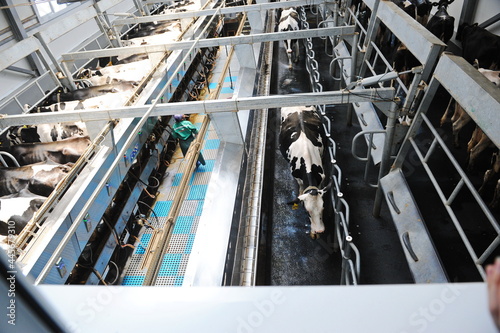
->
292, 203, 299, 210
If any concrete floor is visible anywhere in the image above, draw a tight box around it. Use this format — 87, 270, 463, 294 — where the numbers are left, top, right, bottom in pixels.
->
264, 16, 413, 285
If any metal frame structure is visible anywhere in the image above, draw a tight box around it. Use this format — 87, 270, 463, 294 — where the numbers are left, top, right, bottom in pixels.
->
0, 0, 221, 285
310, 0, 498, 283
0, 0, 137, 119
299, 6, 360, 285
4, 0, 491, 287
0, 0, 398, 286
390, 53, 500, 280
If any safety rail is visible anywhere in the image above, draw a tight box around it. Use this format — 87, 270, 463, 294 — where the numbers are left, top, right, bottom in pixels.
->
351, 129, 386, 187
343, 4, 408, 95
390, 53, 500, 281
299, 5, 360, 285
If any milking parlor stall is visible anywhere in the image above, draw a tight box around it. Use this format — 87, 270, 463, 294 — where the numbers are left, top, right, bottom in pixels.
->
0, 0, 499, 331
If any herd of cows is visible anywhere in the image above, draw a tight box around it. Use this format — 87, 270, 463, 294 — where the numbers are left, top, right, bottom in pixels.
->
0, 0, 499, 258
0, 10, 188, 250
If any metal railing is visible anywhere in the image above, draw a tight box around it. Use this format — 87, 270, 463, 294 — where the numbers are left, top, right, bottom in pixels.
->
299, 5, 360, 285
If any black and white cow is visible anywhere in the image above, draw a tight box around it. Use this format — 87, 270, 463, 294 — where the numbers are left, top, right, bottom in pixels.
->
278, 8, 300, 70
396, 0, 432, 25
76, 59, 153, 86
6, 122, 88, 146
45, 82, 137, 104
8, 136, 91, 165
457, 23, 500, 69
0, 190, 46, 236
425, 0, 455, 44
279, 106, 330, 239
0, 160, 73, 197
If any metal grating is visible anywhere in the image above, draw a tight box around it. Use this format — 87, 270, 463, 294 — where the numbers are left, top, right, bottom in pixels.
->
187, 185, 208, 200
123, 122, 219, 286
204, 139, 221, 150
202, 148, 219, 160
206, 130, 219, 141
168, 234, 191, 253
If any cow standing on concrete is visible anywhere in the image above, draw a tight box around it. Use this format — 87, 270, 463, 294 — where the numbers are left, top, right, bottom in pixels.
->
279, 106, 330, 239
278, 8, 300, 70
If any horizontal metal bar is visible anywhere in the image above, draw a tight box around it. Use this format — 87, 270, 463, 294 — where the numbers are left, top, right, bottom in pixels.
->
61, 26, 355, 61
115, 0, 326, 26
419, 113, 500, 234
433, 53, 500, 149
0, 88, 394, 127
6, 65, 36, 76
479, 13, 500, 29
408, 137, 486, 280
0, 37, 41, 72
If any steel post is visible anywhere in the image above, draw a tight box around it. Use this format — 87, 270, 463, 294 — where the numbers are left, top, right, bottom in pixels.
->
346, 32, 358, 126
373, 101, 398, 217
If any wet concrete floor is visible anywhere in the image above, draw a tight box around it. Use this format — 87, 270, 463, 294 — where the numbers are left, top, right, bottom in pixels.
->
262, 13, 413, 285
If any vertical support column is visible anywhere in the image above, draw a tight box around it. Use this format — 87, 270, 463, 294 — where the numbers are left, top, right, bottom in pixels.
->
34, 33, 75, 90
393, 77, 441, 170
0, 0, 45, 76
254, 0, 268, 30
142, 0, 151, 16
93, 2, 121, 48
346, 33, 358, 126
358, 0, 380, 77
210, 43, 256, 145
132, 0, 146, 16
459, 0, 477, 27
60, 61, 78, 91
373, 101, 399, 217
247, 11, 263, 34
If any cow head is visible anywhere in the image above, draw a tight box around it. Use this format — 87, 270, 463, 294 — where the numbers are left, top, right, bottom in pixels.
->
298, 182, 331, 239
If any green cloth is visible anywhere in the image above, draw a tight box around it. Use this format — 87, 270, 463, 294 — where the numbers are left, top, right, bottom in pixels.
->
172, 120, 198, 140
172, 120, 206, 165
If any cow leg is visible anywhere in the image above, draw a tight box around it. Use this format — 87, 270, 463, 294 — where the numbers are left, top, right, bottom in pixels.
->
468, 129, 493, 171
310, 232, 320, 240
439, 97, 455, 127
490, 179, 500, 210
481, 152, 500, 194
478, 169, 495, 196
451, 105, 471, 148
284, 39, 293, 69
467, 126, 482, 155
293, 39, 299, 63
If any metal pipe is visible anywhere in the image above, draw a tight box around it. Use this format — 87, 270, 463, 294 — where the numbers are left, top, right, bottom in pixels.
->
114, 0, 328, 26
478, 236, 500, 266
373, 101, 399, 217
0, 88, 395, 127
408, 137, 487, 280
446, 178, 465, 205
240, 7, 273, 286
0, 151, 20, 167
419, 113, 500, 233
347, 33, 359, 126
61, 26, 356, 62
